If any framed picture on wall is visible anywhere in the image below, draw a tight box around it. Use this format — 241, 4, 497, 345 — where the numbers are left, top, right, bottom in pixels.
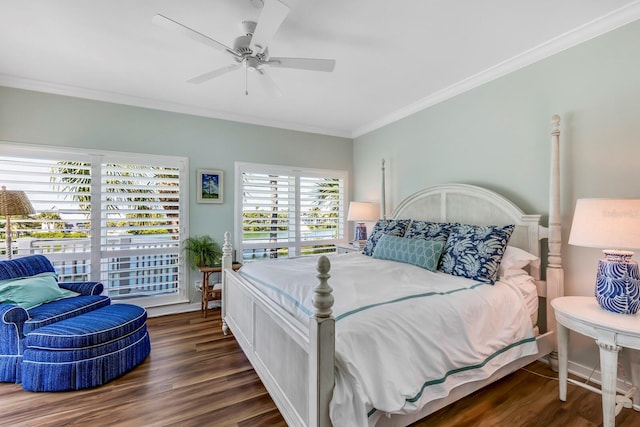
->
197, 169, 224, 204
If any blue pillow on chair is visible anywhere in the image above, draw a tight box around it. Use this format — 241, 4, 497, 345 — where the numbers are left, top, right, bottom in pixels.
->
0, 272, 79, 309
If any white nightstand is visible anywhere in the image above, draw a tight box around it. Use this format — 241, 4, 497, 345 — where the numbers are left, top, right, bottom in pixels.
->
551, 296, 640, 427
335, 242, 363, 254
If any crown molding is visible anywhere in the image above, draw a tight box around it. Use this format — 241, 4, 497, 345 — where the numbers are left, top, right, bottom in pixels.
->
352, 1, 640, 138
2, 1, 638, 141
0, 75, 352, 139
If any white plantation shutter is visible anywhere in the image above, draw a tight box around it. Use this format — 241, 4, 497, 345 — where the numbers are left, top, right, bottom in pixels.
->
99, 161, 183, 300
299, 175, 343, 245
0, 143, 188, 306
0, 150, 93, 269
236, 162, 347, 262
240, 172, 295, 257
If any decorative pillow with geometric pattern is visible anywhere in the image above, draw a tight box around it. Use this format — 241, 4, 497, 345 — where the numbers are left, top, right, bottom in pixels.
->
405, 220, 455, 242
372, 234, 445, 272
439, 224, 515, 284
362, 219, 411, 256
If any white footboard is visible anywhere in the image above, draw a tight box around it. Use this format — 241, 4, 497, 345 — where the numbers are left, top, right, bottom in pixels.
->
221, 232, 335, 427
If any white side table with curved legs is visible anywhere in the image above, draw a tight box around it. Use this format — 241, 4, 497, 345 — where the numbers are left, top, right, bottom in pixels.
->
552, 296, 640, 427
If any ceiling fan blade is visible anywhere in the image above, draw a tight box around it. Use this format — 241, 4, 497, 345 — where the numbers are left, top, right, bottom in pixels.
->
152, 14, 240, 58
267, 57, 336, 72
249, 0, 290, 54
256, 69, 282, 98
187, 63, 243, 84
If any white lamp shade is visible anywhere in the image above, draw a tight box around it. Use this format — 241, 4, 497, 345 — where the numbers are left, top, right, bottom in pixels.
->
347, 202, 379, 222
569, 198, 640, 250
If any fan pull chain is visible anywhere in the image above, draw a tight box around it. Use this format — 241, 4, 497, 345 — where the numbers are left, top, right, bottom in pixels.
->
245, 67, 249, 96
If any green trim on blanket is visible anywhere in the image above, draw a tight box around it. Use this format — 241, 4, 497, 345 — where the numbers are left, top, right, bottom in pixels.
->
367, 336, 537, 418
240, 270, 486, 321
335, 282, 486, 321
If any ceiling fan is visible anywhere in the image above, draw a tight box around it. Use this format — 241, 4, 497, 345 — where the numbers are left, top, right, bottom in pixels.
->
152, 0, 336, 96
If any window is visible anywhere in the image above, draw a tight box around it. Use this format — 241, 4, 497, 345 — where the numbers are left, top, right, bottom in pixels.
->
235, 162, 347, 262
0, 143, 188, 307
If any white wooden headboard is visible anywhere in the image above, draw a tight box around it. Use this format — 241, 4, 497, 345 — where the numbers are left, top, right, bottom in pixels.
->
391, 184, 544, 257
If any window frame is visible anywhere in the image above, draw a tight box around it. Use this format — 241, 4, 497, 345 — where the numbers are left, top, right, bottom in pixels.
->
0, 142, 190, 308
234, 161, 349, 262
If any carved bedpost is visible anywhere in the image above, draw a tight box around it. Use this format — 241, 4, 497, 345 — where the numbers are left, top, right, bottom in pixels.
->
309, 255, 335, 427
222, 231, 233, 270
546, 115, 565, 371
221, 231, 233, 336
381, 159, 386, 219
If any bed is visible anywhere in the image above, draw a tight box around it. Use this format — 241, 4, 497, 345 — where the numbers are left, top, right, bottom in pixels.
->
220, 115, 564, 427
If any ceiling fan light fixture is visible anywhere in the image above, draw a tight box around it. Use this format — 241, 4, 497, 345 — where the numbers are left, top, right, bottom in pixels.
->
245, 57, 260, 71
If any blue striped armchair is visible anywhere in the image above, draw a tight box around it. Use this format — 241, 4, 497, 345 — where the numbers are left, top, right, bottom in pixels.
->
0, 255, 109, 384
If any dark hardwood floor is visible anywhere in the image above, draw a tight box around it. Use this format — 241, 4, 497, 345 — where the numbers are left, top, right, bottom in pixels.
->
1, 310, 640, 426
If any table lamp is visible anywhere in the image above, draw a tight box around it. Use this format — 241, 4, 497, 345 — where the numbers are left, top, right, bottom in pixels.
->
347, 201, 379, 243
0, 186, 36, 259
568, 198, 640, 314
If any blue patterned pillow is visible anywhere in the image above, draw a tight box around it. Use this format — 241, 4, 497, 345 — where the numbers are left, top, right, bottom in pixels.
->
405, 221, 455, 242
439, 224, 515, 284
362, 219, 411, 256
373, 234, 445, 272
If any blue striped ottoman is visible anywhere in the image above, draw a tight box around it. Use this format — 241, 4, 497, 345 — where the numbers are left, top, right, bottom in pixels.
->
21, 303, 151, 392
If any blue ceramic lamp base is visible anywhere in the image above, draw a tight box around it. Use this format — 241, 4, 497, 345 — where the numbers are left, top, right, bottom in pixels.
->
354, 223, 367, 241
595, 251, 640, 315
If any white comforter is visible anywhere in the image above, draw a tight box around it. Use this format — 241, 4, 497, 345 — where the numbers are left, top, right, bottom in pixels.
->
239, 253, 538, 427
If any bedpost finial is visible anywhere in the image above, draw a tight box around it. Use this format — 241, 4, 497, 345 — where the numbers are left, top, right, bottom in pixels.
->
317, 255, 330, 275
551, 115, 560, 131
313, 255, 334, 318
223, 231, 232, 256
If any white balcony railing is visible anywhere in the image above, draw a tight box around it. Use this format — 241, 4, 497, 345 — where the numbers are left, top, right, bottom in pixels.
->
6, 237, 180, 299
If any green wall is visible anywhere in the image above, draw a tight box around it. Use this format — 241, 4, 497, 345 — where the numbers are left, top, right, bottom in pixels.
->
353, 20, 640, 372
0, 86, 352, 306
2, 18, 639, 377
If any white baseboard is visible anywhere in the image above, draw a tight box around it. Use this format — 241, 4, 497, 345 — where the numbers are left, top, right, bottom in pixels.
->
146, 302, 201, 318
145, 301, 222, 317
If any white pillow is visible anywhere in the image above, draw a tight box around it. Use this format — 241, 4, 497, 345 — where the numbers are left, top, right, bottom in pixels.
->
504, 273, 539, 326
499, 246, 540, 278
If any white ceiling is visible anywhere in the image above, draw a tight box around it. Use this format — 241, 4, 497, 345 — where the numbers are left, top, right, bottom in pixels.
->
1, 0, 639, 138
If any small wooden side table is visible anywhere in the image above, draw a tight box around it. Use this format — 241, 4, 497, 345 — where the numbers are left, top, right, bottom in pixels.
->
552, 296, 640, 427
199, 262, 242, 318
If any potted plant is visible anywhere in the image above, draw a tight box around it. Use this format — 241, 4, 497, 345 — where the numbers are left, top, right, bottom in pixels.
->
183, 235, 222, 269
